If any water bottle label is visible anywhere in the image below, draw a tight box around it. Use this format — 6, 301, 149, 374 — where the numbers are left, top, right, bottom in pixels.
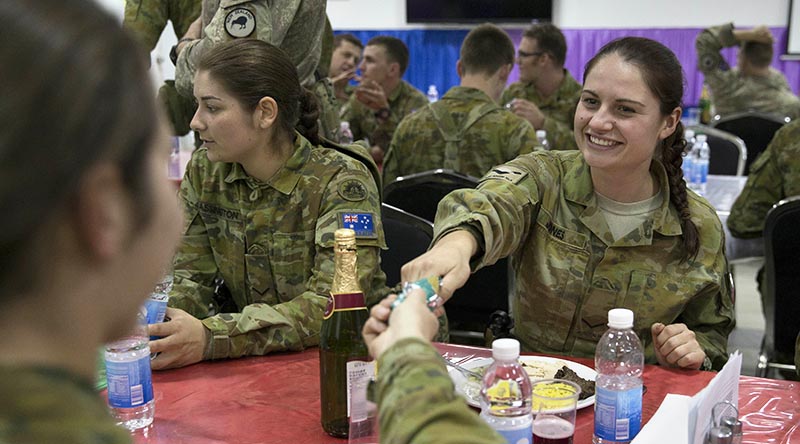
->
497, 424, 532, 444
346, 360, 374, 420
144, 296, 168, 325
594, 386, 642, 441
106, 354, 154, 408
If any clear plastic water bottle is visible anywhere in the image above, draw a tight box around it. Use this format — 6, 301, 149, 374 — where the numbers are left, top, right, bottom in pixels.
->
481, 338, 533, 444
682, 129, 696, 185
687, 135, 704, 191
535, 130, 549, 151
145, 273, 172, 340
105, 307, 155, 431
339, 121, 354, 144
593, 309, 644, 444
427, 84, 439, 103
693, 135, 710, 195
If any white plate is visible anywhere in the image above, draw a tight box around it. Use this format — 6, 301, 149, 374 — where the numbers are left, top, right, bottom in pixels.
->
447, 356, 597, 410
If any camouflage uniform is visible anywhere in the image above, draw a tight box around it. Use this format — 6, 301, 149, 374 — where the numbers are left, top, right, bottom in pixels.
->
312, 77, 342, 142
728, 119, 800, 238
123, 0, 201, 52
383, 86, 537, 184
500, 70, 581, 151
433, 151, 734, 370
340, 80, 428, 151
169, 133, 387, 360
0, 366, 131, 444
377, 338, 504, 444
175, 0, 326, 97
696, 23, 800, 119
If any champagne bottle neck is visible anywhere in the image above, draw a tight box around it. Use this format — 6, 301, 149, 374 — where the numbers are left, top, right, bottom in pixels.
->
331, 248, 361, 295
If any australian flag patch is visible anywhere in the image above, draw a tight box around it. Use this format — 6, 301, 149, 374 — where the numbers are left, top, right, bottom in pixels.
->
339, 212, 376, 238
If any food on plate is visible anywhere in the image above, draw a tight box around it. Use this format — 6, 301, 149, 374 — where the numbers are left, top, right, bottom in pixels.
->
521, 359, 566, 380
554, 365, 595, 400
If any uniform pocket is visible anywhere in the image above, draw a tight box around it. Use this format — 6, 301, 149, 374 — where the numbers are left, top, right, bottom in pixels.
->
270, 230, 315, 301
621, 270, 697, 347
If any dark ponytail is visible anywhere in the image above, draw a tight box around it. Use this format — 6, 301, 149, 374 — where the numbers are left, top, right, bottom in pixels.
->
297, 88, 321, 145
585, 37, 699, 261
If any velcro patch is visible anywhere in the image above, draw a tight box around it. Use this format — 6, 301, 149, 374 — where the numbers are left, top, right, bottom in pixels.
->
339, 212, 376, 238
483, 166, 528, 184
338, 178, 369, 202
225, 8, 255, 38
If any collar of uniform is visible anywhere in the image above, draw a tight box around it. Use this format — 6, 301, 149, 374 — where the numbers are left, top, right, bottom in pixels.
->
563, 154, 682, 243
442, 86, 495, 104
223, 132, 311, 196
387, 80, 408, 104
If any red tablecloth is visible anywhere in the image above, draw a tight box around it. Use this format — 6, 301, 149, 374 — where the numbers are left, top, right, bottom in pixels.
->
130, 344, 800, 444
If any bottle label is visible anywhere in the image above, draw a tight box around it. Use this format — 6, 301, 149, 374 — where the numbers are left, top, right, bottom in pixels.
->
594, 385, 642, 441
323, 292, 366, 319
497, 422, 532, 444
106, 354, 154, 408
346, 359, 375, 420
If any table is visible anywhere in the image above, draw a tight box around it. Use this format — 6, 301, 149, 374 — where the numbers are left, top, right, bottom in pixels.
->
129, 343, 800, 444
705, 175, 763, 260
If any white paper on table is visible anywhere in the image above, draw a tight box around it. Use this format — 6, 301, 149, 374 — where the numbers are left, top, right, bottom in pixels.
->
691, 351, 742, 444
631, 394, 690, 444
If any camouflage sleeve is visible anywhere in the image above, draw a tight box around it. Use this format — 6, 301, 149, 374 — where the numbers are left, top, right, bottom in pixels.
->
506, 117, 536, 158
433, 160, 540, 270
123, 0, 168, 52
340, 97, 365, 142
696, 23, 737, 92
169, 0, 202, 41
373, 91, 428, 150
377, 338, 505, 444
542, 113, 577, 151
169, 155, 218, 319
200, 165, 386, 359
727, 144, 782, 238
676, 227, 735, 370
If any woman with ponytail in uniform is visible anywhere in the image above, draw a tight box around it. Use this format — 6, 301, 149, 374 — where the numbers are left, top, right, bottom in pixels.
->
151, 39, 386, 370
395, 37, 733, 371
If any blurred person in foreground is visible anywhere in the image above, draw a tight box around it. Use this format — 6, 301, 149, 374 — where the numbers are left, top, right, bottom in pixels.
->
696, 22, 800, 119
150, 39, 387, 370
363, 292, 504, 444
402, 37, 734, 371
501, 23, 581, 150
0, 0, 182, 442
340, 36, 428, 165
727, 118, 800, 314
383, 23, 537, 184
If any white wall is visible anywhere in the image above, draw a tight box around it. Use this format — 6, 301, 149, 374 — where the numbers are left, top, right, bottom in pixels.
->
328, 0, 791, 29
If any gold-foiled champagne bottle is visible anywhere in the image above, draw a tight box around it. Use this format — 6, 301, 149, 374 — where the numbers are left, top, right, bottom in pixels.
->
320, 229, 372, 438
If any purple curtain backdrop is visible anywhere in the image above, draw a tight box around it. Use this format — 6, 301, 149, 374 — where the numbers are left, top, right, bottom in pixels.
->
337, 27, 800, 107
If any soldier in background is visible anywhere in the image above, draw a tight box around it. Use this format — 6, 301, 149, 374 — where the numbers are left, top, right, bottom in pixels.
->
696, 23, 800, 119
340, 36, 428, 165
501, 23, 581, 150
0, 0, 182, 442
383, 24, 536, 184
727, 119, 800, 314
172, 0, 325, 97
151, 40, 387, 370
124, 0, 201, 136
400, 37, 734, 371
329, 33, 364, 110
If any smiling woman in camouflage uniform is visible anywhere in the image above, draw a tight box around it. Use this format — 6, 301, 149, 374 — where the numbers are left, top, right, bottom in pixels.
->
401, 37, 734, 373
150, 40, 387, 370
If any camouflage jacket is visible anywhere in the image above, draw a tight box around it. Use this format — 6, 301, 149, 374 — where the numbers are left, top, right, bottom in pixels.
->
500, 70, 581, 150
727, 119, 800, 238
0, 366, 130, 444
176, 0, 325, 97
377, 338, 504, 444
433, 151, 734, 370
340, 80, 428, 151
123, 0, 201, 52
383, 86, 537, 184
696, 23, 800, 119
170, 133, 387, 360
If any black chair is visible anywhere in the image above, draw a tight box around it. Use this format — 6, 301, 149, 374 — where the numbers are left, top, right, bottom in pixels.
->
380, 203, 433, 288
710, 112, 790, 174
383, 169, 479, 223
687, 125, 747, 176
757, 196, 800, 378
